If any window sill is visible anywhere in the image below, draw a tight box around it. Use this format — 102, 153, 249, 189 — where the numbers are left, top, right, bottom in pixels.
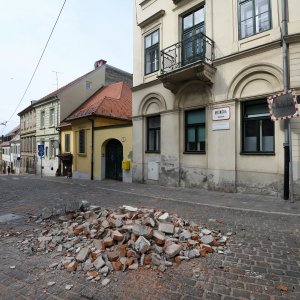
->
183, 151, 206, 155
145, 151, 160, 154
78, 153, 87, 157
240, 152, 275, 156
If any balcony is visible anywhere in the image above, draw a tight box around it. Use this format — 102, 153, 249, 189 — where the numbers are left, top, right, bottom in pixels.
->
158, 32, 216, 93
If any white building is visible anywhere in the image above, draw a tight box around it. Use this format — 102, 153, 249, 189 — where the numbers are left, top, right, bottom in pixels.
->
132, 0, 300, 197
0, 125, 20, 174
10, 133, 21, 175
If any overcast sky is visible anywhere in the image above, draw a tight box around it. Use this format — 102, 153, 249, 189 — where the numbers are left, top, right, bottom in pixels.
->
0, 0, 133, 135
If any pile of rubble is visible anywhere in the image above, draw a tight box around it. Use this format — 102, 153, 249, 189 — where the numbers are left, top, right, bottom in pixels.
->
17, 204, 230, 285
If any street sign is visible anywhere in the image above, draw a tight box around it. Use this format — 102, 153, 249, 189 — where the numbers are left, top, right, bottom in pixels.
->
38, 144, 44, 157
267, 90, 299, 121
212, 107, 230, 121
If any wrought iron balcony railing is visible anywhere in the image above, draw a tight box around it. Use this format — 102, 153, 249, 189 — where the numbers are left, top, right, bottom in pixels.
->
160, 32, 214, 75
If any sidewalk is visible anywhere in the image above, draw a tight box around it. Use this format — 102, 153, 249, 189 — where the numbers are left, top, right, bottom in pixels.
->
35, 176, 300, 216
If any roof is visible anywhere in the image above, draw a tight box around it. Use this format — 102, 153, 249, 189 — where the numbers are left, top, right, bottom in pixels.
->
0, 141, 10, 147
4, 125, 20, 137
65, 82, 132, 122
33, 63, 106, 106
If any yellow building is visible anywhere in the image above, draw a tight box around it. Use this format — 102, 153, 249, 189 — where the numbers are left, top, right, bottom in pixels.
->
59, 82, 132, 182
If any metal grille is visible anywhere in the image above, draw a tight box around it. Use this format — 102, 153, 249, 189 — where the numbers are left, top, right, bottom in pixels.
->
161, 32, 214, 74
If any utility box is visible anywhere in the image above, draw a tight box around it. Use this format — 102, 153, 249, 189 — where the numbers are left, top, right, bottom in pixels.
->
122, 160, 131, 170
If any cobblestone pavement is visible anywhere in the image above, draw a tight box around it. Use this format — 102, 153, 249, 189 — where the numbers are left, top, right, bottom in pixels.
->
0, 175, 299, 300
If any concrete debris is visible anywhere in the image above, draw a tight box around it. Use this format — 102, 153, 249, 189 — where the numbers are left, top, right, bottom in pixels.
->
47, 281, 56, 287
18, 203, 229, 284
65, 284, 73, 290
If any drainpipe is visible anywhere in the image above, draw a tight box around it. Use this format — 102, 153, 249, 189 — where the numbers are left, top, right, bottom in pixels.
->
281, 0, 293, 201
89, 117, 95, 180
55, 99, 61, 176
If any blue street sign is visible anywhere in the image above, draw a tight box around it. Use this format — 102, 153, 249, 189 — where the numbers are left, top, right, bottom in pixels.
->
38, 144, 44, 157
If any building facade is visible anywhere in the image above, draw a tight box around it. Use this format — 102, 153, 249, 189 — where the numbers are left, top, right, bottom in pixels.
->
33, 60, 133, 176
18, 102, 36, 174
60, 82, 133, 182
0, 125, 20, 174
10, 133, 21, 175
132, 0, 300, 196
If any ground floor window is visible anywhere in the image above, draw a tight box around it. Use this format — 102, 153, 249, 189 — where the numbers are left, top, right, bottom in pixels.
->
147, 115, 160, 152
79, 129, 86, 154
185, 109, 205, 153
242, 100, 274, 153
65, 134, 70, 152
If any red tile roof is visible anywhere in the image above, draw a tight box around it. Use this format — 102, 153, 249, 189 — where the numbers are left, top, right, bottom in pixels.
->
65, 82, 132, 121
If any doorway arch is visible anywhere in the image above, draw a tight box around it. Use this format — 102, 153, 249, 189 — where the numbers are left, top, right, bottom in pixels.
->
105, 139, 123, 181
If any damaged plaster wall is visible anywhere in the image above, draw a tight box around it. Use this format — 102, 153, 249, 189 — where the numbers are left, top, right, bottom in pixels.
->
236, 171, 282, 196
160, 155, 180, 186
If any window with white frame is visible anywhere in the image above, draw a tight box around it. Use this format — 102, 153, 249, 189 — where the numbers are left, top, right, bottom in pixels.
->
40, 111, 45, 128
49, 140, 55, 158
238, 0, 271, 39
145, 30, 160, 75
50, 108, 55, 127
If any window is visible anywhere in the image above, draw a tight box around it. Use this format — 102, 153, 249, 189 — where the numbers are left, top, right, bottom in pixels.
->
65, 134, 70, 152
185, 109, 205, 153
50, 108, 55, 127
79, 129, 86, 154
40, 111, 45, 128
49, 140, 55, 158
242, 100, 274, 153
147, 116, 160, 152
86, 81, 92, 89
239, 0, 271, 39
182, 7, 205, 65
145, 30, 159, 75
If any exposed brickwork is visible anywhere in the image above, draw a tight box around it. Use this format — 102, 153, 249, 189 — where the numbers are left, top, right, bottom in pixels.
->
105, 65, 133, 88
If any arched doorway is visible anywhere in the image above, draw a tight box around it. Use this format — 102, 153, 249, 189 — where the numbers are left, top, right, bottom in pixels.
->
105, 139, 123, 181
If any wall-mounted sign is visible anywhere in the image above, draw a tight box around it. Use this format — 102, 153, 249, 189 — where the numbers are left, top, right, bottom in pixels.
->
212, 122, 230, 131
212, 107, 230, 121
267, 90, 299, 121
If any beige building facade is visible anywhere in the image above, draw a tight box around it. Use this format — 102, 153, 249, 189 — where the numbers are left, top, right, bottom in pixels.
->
132, 0, 300, 196
18, 102, 36, 174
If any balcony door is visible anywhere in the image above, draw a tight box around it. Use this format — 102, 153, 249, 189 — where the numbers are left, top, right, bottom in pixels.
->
182, 7, 205, 66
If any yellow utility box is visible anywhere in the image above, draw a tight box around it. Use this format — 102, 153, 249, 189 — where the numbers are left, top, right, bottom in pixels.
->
122, 160, 131, 170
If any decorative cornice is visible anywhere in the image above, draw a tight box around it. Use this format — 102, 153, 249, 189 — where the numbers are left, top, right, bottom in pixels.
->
173, 0, 183, 4
138, 10, 165, 28
284, 33, 300, 43
214, 40, 281, 67
139, 0, 152, 7
132, 79, 161, 92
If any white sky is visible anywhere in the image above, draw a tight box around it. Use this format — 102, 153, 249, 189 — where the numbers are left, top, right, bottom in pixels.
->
0, 0, 133, 135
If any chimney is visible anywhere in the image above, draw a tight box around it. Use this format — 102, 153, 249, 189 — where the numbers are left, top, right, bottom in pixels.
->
94, 59, 107, 69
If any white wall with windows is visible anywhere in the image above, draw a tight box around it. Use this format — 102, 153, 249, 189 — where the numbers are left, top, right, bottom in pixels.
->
35, 100, 60, 176
132, 0, 300, 196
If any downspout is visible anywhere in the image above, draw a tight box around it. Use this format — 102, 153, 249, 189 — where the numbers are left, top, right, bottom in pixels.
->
281, 0, 293, 201
89, 117, 95, 180
56, 99, 61, 176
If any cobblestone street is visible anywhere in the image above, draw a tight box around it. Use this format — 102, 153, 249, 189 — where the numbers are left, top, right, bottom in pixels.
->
0, 175, 299, 300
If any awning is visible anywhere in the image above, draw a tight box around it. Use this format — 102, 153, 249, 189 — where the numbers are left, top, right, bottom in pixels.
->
57, 153, 73, 162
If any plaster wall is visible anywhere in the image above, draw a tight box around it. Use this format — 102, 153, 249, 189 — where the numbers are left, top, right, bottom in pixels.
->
133, 0, 300, 196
